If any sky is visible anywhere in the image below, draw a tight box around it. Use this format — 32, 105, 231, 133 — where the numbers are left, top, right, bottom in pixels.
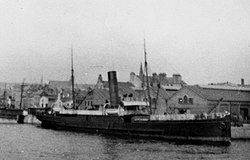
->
0, 0, 250, 85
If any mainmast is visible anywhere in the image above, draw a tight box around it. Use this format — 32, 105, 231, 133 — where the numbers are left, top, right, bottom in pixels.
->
71, 48, 76, 110
144, 39, 152, 114
19, 79, 25, 109
3, 83, 7, 108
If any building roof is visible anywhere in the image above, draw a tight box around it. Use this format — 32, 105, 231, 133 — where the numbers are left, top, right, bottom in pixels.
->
93, 89, 109, 105
185, 85, 250, 102
118, 85, 138, 98
75, 84, 95, 90
48, 80, 71, 89
134, 86, 174, 101
92, 85, 140, 105
136, 75, 186, 86
103, 81, 135, 88
199, 84, 250, 91
78, 78, 175, 105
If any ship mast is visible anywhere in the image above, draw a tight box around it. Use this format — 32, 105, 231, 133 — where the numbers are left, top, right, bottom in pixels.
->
71, 48, 76, 110
19, 79, 25, 109
3, 83, 7, 108
144, 39, 152, 114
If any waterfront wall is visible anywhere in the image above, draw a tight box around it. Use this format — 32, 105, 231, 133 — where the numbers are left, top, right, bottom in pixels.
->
231, 125, 250, 139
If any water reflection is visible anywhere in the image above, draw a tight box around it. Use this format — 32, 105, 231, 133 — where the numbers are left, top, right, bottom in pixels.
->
0, 124, 249, 160
99, 136, 233, 160
100, 137, 120, 160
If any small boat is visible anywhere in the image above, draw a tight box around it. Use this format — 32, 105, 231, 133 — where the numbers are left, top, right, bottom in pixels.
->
0, 81, 27, 123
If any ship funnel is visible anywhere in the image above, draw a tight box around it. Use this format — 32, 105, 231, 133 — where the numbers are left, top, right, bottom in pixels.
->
108, 71, 119, 108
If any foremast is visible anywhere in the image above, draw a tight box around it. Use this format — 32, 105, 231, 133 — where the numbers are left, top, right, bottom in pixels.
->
19, 79, 25, 109
71, 48, 76, 110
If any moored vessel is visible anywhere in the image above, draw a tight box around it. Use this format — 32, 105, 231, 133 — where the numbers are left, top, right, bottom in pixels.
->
0, 81, 28, 123
36, 48, 231, 145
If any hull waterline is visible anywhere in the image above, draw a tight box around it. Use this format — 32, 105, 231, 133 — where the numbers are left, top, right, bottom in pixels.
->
36, 114, 231, 146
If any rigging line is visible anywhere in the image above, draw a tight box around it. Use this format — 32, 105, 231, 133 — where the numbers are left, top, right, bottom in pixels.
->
153, 55, 180, 74
20, 78, 25, 109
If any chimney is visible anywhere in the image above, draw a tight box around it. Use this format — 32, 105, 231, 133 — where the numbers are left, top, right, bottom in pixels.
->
152, 73, 158, 87
152, 73, 157, 79
159, 73, 167, 82
241, 78, 245, 86
96, 74, 104, 89
130, 72, 135, 82
108, 71, 119, 108
173, 74, 182, 84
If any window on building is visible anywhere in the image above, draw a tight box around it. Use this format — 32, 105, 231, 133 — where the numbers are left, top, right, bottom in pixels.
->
189, 98, 193, 104
152, 98, 156, 103
184, 96, 188, 104
178, 98, 183, 104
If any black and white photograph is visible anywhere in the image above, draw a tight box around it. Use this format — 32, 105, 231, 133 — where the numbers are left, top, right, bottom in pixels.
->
0, 0, 250, 159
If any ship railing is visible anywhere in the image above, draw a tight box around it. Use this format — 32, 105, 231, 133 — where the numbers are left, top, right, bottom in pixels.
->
150, 112, 229, 121
103, 103, 147, 116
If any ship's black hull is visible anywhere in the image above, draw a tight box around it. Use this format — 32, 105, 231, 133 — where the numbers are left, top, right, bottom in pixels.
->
36, 114, 231, 145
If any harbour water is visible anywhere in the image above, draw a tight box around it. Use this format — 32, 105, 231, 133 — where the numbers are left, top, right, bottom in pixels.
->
0, 124, 249, 160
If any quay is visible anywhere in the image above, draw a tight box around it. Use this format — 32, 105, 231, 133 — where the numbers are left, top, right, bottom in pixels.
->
231, 124, 250, 140
0, 109, 28, 123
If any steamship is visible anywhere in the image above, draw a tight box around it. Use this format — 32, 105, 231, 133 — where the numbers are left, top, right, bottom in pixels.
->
36, 48, 231, 145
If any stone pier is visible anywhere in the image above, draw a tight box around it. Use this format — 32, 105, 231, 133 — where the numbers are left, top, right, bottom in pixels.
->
231, 124, 250, 140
